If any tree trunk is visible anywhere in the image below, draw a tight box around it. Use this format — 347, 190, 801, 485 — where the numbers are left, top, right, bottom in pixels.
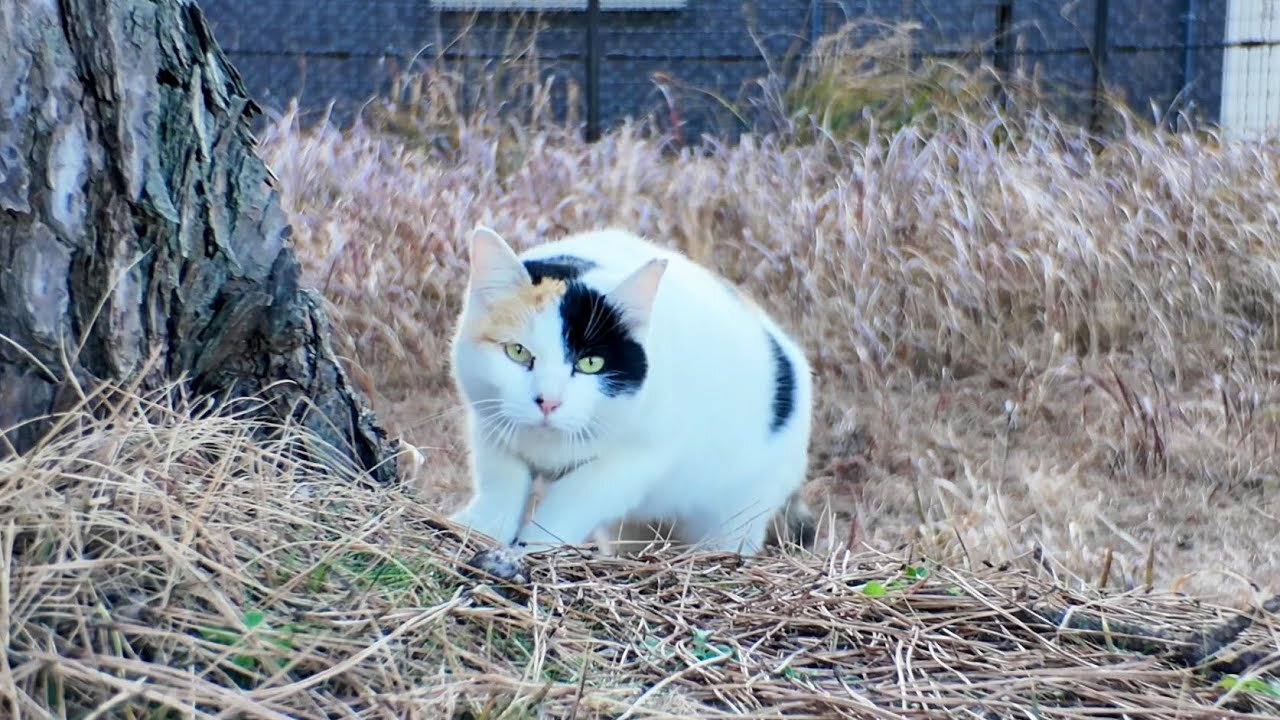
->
0, 0, 397, 482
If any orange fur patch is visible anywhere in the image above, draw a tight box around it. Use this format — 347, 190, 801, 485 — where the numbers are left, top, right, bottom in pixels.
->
471, 278, 568, 344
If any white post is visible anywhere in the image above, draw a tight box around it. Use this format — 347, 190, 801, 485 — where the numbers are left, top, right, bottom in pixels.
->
1220, 0, 1280, 139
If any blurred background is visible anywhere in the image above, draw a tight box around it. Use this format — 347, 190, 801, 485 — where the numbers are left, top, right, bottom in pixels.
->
200, 0, 1279, 141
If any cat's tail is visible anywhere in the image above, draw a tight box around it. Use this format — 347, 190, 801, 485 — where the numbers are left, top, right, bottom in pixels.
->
766, 491, 818, 551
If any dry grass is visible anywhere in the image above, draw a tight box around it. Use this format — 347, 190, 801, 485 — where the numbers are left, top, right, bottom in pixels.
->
761, 20, 1010, 143
3, 388, 1279, 718
6, 18, 1280, 718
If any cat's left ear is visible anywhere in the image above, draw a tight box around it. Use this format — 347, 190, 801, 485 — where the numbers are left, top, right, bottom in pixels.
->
608, 258, 668, 331
467, 225, 531, 306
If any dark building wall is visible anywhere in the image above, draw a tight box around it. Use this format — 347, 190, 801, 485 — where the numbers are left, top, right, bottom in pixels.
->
1108, 0, 1227, 121
201, 0, 819, 137
819, 1, 1002, 51
1007, 0, 1226, 122
198, 0, 1228, 136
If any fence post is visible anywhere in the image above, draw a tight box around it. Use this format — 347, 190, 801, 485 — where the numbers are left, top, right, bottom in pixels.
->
809, 0, 823, 47
585, 0, 602, 142
1089, 0, 1110, 132
1181, 0, 1198, 120
993, 0, 1014, 109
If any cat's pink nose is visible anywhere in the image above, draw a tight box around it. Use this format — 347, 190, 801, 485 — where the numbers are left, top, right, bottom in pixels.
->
535, 395, 561, 416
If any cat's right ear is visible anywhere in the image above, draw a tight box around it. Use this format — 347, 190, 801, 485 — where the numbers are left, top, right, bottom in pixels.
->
607, 258, 668, 332
466, 225, 530, 306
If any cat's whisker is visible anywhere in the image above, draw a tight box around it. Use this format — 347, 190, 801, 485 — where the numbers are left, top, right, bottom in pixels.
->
465, 400, 508, 415
403, 398, 506, 429
583, 417, 609, 444
585, 294, 608, 342
581, 297, 600, 342
573, 424, 590, 455
492, 424, 515, 451
475, 418, 501, 447
476, 411, 516, 448
501, 417, 521, 449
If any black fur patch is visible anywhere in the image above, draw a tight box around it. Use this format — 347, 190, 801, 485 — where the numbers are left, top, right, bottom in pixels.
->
768, 333, 796, 433
523, 255, 597, 283
558, 283, 647, 397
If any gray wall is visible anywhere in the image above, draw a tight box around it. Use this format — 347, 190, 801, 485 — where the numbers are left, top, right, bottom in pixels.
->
199, 0, 1228, 137
1006, 0, 1226, 122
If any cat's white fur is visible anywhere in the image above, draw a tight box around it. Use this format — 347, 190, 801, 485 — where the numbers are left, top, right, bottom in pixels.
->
448, 226, 813, 554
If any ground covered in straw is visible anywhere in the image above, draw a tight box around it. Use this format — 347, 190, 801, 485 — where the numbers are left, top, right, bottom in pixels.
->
3, 394, 1279, 718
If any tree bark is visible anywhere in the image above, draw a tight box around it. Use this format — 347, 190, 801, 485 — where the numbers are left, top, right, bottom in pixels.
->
0, 0, 397, 482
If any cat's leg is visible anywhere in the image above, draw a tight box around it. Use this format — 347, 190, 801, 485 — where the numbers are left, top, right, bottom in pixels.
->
682, 506, 774, 555
689, 452, 811, 555
513, 452, 665, 552
449, 442, 533, 545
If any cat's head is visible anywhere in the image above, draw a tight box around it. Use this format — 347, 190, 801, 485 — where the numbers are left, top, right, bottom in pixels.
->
451, 226, 667, 438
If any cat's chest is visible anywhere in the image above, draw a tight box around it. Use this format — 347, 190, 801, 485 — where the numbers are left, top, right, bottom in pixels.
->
509, 428, 599, 478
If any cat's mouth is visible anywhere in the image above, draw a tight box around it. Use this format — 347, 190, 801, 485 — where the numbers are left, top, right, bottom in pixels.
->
524, 415, 588, 438
523, 416, 563, 433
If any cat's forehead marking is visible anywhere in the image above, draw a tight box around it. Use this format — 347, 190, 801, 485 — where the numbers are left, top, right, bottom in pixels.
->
473, 278, 567, 343
524, 255, 597, 283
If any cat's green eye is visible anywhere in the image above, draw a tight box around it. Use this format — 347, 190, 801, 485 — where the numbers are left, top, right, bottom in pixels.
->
575, 355, 605, 374
504, 343, 533, 365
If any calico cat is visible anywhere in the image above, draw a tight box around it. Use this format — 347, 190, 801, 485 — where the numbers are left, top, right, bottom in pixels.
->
448, 225, 815, 555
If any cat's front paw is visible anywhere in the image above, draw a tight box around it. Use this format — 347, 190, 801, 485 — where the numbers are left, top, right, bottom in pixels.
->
447, 508, 485, 537
461, 545, 529, 585
448, 504, 521, 546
